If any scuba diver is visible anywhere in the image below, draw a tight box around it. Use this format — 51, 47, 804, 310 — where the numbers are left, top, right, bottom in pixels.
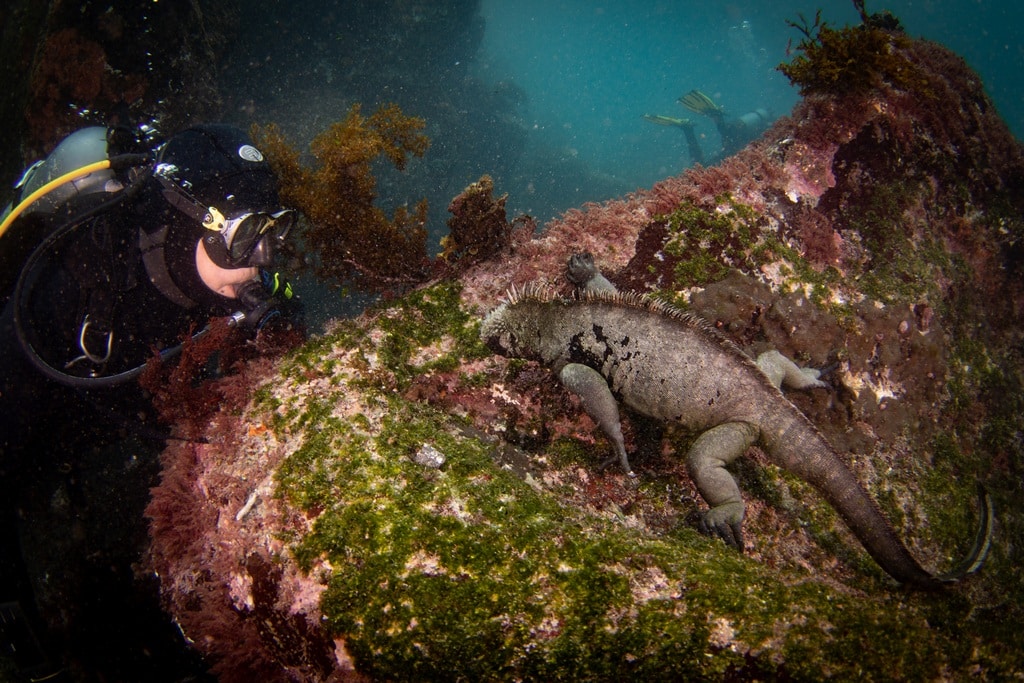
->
0, 123, 298, 390
644, 89, 773, 165
642, 114, 707, 165
0, 123, 300, 679
677, 89, 772, 157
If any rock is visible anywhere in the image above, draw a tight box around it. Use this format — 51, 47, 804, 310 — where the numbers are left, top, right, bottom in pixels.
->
146, 35, 1024, 681
412, 444, 446, 469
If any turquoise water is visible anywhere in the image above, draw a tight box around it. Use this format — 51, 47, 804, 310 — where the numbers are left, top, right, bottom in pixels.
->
477, 0, 1024, 213
194, 1, 1024, 231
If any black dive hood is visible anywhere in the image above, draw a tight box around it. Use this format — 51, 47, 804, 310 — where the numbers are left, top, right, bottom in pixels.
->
155, 125, 281, 217
142, 125, 285, 309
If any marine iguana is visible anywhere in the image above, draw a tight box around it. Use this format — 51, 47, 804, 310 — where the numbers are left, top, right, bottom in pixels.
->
479, 253, 993, 588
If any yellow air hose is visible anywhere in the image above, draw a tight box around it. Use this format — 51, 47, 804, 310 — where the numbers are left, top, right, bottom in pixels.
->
0, 159, 113, 240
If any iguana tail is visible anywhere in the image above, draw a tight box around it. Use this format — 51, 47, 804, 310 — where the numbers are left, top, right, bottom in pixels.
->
768, 411, 994, 588
935, 483, 994, 583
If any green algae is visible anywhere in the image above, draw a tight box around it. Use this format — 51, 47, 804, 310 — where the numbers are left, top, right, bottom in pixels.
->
939, 334, 1024, 643
254, 281, 1020, 681
656, 197, 853, 320
277, 394, 952, 681
834, 178, 951, 305
373, 280, 490, 385
661, 199, 759, 287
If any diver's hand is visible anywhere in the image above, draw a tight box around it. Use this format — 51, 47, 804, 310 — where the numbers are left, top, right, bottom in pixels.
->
233, 279, 276, 330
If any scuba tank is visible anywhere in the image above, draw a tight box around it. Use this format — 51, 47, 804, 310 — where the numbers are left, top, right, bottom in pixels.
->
0, 127, 153, 301
3, 127, 120, 222
2, 126, 161, 387
736, 108, 772, 137
0, 126, 155, 238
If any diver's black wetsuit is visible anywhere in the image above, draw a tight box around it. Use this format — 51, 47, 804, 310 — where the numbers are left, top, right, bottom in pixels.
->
0, 192, 222, 679
0, 124, 297, 679
13, 177, 265, 389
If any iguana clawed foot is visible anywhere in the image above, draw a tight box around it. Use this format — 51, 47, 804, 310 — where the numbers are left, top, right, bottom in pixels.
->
696, 502, 746, 550
558, 362, 637, 478
597, 453, 639, 479
755, 349, 828, 391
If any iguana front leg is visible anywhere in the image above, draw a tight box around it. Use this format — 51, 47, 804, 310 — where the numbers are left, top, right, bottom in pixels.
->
566, 252, 617, 294
756, 350, 827, 390
557, 362, 636, 478
688, 421, 759, 549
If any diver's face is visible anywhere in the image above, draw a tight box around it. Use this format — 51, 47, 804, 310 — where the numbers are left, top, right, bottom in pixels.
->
195, 240, 258, 299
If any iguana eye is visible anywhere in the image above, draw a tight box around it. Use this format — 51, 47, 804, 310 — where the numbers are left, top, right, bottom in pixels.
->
503, 333, 519, 354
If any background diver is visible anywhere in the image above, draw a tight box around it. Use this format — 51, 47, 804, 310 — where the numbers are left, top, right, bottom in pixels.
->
644, 89, 773, 163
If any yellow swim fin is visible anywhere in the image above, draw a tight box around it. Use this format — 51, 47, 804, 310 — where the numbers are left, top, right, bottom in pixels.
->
678, 89, 722, 116
643, 114, 693, 128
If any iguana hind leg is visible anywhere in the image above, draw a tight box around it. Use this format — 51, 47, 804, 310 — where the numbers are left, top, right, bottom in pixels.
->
688, 421, 759, 549
558, 362, 636, 477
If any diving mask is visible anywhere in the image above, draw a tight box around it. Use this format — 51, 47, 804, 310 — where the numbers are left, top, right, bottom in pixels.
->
201, 206, 295, 267
157, 171, 295, 268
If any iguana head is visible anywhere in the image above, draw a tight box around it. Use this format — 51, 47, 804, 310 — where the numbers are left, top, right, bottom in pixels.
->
480, 285, 572, 365
479, 289, 554, 362
479, 302, 522, 358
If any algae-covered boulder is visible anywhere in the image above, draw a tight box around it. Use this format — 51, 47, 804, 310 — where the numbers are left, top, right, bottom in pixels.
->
146, 35, 1024, 681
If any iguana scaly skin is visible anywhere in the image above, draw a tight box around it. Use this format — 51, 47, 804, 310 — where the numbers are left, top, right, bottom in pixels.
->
480, 254, 993, 588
